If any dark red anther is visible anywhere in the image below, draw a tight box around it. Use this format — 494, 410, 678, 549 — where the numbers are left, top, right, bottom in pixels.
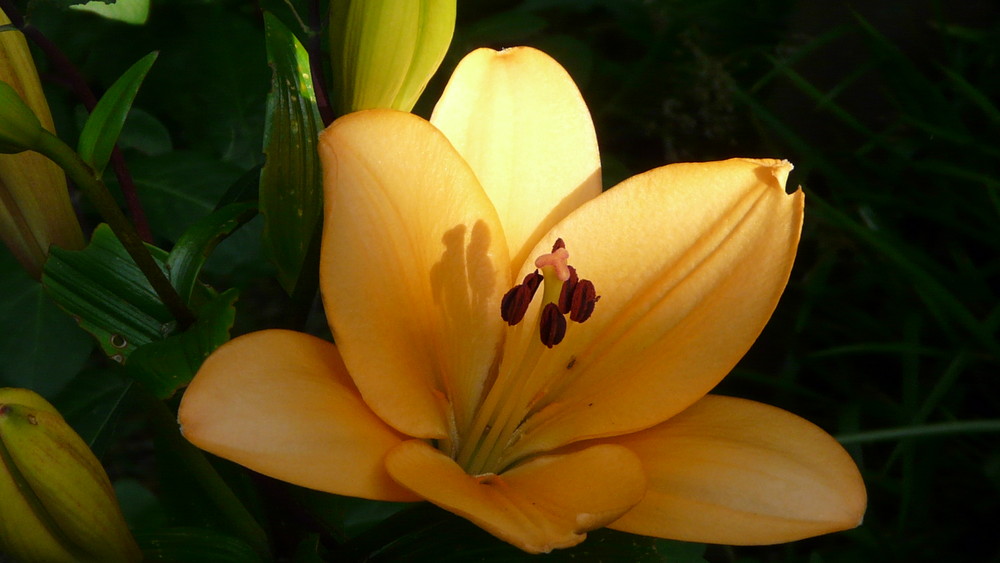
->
569, 279, 599, 322
557, 266, 578, 314
539, 303, 567, 348
551, 238, 566, 252
500, 271, 544, 325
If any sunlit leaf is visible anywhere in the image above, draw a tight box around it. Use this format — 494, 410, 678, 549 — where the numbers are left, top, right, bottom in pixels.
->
77, 51, 158, 175
259, 12, 324, 295
42, 223, 172, 363
127, 289, 238, 399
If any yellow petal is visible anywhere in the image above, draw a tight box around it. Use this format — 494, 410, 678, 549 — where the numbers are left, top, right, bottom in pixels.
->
0, 9, 84, 277
431, 47, 601, 275
319, 110, 510, 442
606, 395, 867, 544
178, 330, 418, 502
385, 440, 646, 554
504, 159, 804, 459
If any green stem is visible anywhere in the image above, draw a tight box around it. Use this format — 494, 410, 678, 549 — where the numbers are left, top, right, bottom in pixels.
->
34, 130, 195, 328
142, 392, 271, 558
836, 420, 1000, 444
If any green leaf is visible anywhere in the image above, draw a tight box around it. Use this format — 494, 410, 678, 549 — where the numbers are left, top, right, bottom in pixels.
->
0, 247, 93, 398
134, 527, 265, 563
42, 223, 174, 363
126, 289, 238, 398
77, 51, 158, 175
70, 0, 151, 25
260, 12, 324, 295
167, 203, 258, 304
52, 367, 132, 456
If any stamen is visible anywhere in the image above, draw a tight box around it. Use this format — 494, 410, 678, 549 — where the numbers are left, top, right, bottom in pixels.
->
539, 303, 567, 348
569, 279, 599, 322
500, 271, 543, 325
557, 266, 579, 314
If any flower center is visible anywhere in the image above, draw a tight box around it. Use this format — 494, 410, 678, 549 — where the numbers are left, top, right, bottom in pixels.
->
500, 238, 599, 347
457, 239, 599, 474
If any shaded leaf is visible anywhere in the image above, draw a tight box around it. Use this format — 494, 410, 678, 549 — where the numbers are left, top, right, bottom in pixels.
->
0, 247, 93, 398
135, 527, 265, 563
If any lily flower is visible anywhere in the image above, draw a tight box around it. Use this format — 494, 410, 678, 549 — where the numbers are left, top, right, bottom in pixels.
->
179, 47, 866, 553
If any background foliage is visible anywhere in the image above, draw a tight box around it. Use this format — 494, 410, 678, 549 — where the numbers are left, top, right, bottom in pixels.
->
1, 0, 997, 560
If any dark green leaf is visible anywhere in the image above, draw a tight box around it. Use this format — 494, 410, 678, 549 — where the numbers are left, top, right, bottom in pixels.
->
135, 527, 265, 563
42, 223, 173, 363
339, 504, 705, 562
167, 203, 258, 304
127, 289, 238, 398
260, 12, 324, 295
0, 247, 93, 398
78, 51, 158, 175
52, 366, 132, 456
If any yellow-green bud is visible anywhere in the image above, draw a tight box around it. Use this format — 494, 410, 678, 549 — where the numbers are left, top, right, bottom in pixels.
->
329, 0, 455, 114
0, 7, 85, 278
0, 388, 141, 563
0, 79, 45, 152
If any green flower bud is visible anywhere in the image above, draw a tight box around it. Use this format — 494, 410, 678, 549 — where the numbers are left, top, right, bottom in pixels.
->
0, 79, 45, 153
329, 0, 455, 114
0, 388, 141, 563
1, 7, 85, 278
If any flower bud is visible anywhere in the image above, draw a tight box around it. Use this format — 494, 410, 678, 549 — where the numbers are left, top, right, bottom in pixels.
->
0, 388, 141, 563
1, 7, 84, 278
328, 0, 455, 114
0, 80, 44, 152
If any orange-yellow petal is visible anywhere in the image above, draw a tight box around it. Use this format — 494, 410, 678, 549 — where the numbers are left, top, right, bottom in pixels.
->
431, 47, 601, 275
319, 110, 511, 442
504, 158, 804, 459
606, 395, 866, 544
178, 329, 418, 502
385, 440, 646, 554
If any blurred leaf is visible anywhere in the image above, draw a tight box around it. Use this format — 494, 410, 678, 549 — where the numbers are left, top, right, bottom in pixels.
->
78, 51, 158, 175
71, 0, 150, 25
117, 107, 172, 156
0, 247, 93, 398
115, 478, 168, 532
260, 12, 323, 295
140, 4, 268, 167
42, 223, 173, 363
126, 289, 238, 399
135, 527, 265, 563
338, 503, 705, 561
52, 366, 131, 456
167, 203, 258, 304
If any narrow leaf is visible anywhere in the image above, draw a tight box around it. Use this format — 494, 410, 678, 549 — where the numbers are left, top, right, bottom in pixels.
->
78, 51, 158, 175
259, 12, 323, 294
166, 202, 258, 304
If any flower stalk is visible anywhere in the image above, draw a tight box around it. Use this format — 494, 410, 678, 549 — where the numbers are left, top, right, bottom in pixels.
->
33, 130, 195, 328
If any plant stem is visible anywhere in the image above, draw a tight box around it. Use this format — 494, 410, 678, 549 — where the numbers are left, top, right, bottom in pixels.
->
35, 130, 195, 328
836, 419, 1000, 444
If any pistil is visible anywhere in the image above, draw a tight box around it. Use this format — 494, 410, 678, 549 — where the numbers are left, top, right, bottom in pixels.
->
457, 239, 599, 475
